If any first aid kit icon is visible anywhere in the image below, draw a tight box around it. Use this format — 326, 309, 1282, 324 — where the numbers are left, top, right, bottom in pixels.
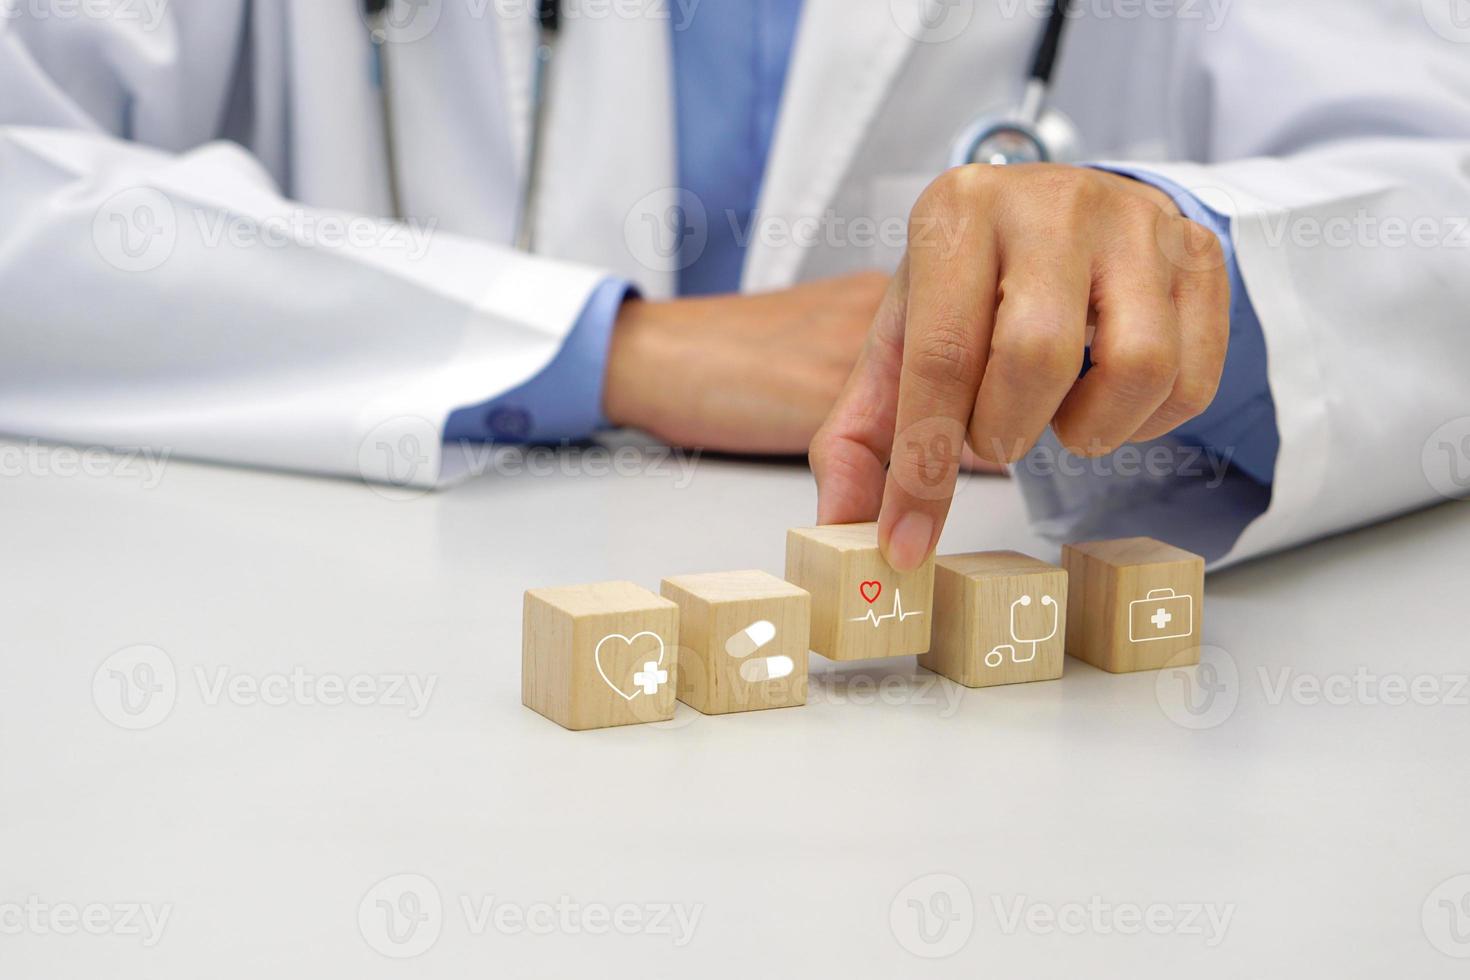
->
1128, 588, 1194, 643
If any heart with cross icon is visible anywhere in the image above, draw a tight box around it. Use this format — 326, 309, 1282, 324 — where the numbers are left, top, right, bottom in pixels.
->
593, 630, 668, 701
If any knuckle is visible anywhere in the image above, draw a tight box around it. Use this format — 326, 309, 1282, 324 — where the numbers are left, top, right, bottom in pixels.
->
1105, 336, 1179, 397
913, 165, 993, 224
991, 315, 1082, 387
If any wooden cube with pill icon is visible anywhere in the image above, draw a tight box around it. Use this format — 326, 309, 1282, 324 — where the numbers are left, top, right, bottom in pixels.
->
917, 551, 1068, 688
1062, 537, 1204, 673
522, 580, 680, 731
784, 522, 934, 661
659, 570, 810, 714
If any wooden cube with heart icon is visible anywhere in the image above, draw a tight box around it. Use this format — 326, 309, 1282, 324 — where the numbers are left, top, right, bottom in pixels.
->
660, 570, 810, 715
1062, 537, 1204, 673
784, 522, 934, 661
521, 580, 679, 731
918, 551, 1068, 688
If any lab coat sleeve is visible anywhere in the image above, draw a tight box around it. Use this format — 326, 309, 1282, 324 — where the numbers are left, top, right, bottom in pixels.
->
1017, 0, 1470, 568
0, 11, 609, 488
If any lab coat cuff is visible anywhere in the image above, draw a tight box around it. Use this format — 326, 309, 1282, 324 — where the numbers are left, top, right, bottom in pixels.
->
443, 277, 633, 445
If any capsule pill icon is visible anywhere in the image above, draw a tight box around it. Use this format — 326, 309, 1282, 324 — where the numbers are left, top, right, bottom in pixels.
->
725, 620, 777, 659
725, 619, 794, 682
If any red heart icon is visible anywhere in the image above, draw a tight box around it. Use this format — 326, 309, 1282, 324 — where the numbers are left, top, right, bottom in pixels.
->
860, 581, 882, 603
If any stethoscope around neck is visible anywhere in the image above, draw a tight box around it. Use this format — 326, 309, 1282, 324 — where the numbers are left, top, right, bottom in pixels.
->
949, 0, 1081, 168
364, 0, 1080, 246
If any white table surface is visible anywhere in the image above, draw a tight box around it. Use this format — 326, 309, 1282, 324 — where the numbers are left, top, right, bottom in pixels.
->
3, 436, 1468, 979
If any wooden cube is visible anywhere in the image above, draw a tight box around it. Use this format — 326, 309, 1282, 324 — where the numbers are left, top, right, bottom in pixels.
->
522, 581, 679, 731
917, 551, 1067, 688
660, 570, 810, 715
784, 522, 934, 661
1062, 537, 1204, 673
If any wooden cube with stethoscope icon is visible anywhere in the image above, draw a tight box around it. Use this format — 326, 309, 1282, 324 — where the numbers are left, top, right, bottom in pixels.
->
917, 552, 1069, 689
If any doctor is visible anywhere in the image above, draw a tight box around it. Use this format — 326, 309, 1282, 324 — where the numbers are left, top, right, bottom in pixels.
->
1, 1, 1468, 569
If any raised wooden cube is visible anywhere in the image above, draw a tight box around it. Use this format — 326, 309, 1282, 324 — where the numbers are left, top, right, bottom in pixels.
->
784, 522, 934, 661
660, 570, 810, 715
1063, 537, 1204, 673
522, 581, 679, 730
917, 551, 1067, 688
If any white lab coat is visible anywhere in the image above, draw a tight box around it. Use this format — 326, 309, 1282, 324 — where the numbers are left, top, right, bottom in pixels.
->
1, 0, 1468, 565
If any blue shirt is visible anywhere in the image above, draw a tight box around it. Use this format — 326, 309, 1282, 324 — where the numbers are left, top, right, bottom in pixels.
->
451, 1, 1278, 487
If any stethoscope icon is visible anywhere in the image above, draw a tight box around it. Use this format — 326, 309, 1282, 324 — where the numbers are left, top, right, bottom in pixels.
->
985, 594, 1059, 668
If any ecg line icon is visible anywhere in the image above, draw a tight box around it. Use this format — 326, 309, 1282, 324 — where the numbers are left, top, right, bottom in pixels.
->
849, 590, 923, 627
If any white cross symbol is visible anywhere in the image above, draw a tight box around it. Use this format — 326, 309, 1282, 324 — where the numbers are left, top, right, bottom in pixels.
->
1150, 607, 1173, 631
633, 661, 667, 695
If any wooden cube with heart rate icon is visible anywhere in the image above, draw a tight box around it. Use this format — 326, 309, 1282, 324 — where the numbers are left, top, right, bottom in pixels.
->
784, 522, 934, 661
1062, 537, 1205, 673
522, 580, 679, 730
917, 551, 1068, 688
660, 570, 810, 715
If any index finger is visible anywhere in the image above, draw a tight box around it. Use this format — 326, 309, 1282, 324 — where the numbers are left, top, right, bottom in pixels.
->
878, 176, 998, 570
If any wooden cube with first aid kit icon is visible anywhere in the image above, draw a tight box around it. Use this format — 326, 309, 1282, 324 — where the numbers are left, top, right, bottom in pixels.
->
522, 581, 680, 731
659, 570, 810, 715
1062, 537, 1204, 673
784, 522, 934, 661
917, 551, 1068, 688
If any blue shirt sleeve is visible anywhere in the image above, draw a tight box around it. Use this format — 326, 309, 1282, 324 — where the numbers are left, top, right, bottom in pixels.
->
443, 278, 631, 445
1088, 165, 1280, 486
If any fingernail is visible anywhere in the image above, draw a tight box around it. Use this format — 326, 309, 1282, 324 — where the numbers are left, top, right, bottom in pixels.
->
886, 511, 935, 571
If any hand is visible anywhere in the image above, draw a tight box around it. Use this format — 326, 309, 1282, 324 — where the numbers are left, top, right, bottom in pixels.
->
810, 164, 1229, 569
603, 272, 888, 454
